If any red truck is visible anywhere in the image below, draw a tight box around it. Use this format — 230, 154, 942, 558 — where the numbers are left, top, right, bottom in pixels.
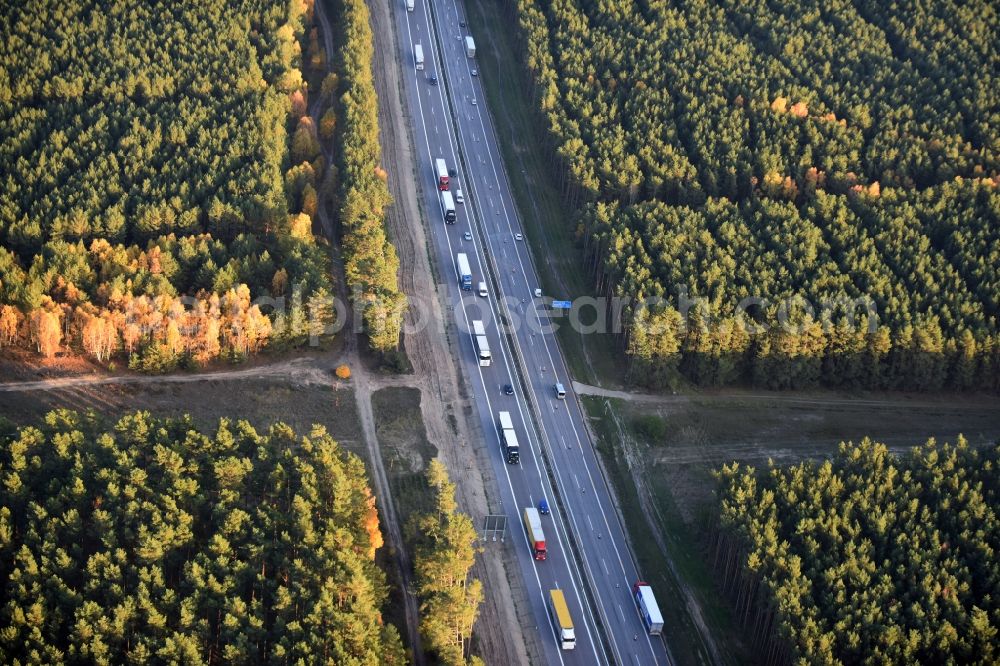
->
523, 507, 546, 560
435, 158, 449, 191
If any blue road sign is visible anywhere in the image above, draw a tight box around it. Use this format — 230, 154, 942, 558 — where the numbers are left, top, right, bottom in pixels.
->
552, 300, 572, 309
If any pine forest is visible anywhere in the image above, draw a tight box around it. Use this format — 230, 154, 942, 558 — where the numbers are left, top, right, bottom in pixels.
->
512, 0, 1000, 390
714, 438, 1000, 664
0, 410, 406, 663
0, 0, 405, 369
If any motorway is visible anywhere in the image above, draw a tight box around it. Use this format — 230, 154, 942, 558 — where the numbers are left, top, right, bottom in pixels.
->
393, 0, 673, 663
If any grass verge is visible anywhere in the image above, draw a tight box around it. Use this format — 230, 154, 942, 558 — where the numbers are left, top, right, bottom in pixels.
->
371, 386, 438, 530
582, 396, 745, 665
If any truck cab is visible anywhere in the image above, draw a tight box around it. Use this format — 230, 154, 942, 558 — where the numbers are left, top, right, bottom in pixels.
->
633, 582, 664, 635
548, 590, 576, 650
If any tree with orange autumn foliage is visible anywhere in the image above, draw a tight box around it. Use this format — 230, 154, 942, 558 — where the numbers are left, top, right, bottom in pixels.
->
79, 307, 119, 362
29, 304, 62, 358
271, 268, 289, 297
319, 108, 337, 139
288, 212, 313, 239
289, 89, 307, 121
214, 286, 272, 357
0, 0, 339, 372
362, 494, 383, 559
300, 183, 318, 218
0, 305, 20, 347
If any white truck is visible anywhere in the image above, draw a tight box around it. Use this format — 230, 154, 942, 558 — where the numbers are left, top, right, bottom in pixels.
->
633, 582, 664, 635
465, 35, 476, 58
441, 190, 456, 224
414, 43, 424, 70
406, 0, 414, 11
456, 252, 472, 290
472, 319, 491, 366
498, 411, 519, 464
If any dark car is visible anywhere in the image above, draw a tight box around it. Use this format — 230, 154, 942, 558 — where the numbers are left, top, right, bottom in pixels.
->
538, 498, 550, 515
503, 383, 514, 395
449, 168, 458, 178
428, 74, 438, 85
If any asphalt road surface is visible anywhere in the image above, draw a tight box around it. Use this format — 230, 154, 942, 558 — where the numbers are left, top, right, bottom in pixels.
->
394, 0, 673, 663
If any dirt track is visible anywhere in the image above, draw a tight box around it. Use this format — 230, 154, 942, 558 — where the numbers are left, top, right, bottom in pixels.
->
0, 357, 332, 393
574, 380, 1000, 411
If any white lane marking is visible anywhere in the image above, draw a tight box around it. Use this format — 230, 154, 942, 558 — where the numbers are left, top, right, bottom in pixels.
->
435, 5, 664, 663
402, 4, 591, 664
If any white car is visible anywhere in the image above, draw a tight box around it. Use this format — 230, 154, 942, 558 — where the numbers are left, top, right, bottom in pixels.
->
455, 188, 465, 204
514, 232, 523, 241
471, 97, 477, 106
471, 68, 478, 77
463, 231, 473, 241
